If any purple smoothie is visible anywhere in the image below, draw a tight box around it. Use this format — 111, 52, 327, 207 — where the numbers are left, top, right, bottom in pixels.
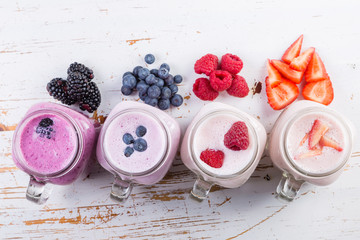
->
12, 102, 96, 185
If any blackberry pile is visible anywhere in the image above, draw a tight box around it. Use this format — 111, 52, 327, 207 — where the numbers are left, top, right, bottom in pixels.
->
121, 54, 184, 110
46, 62, 101, 113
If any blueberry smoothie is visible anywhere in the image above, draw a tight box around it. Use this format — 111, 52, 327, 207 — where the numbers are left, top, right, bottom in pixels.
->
97, 101, 181, 187
12, 102, 96, 185
103, 112, 167, 174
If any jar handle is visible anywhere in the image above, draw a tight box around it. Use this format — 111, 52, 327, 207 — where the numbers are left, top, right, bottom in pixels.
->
191, 177, 213, 201
110, 175, 132, 202
26, 176, 52, 204
276, 172, 304, 202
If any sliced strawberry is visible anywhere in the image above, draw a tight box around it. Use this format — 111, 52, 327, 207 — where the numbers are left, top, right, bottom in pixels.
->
299, 132, 309, 147
265, 77, 299, 110
282, 35, 304, 64
267, 59, 283, 88
295, 149, 322, 160
305, 52, 328, 82
308, 120, 329, 149
319, 136, 343, 152
302, 79, 334, 105
271, 60, 304, 84
290, 47, 315, 71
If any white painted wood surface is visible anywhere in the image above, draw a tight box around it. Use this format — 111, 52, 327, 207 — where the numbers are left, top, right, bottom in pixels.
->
1, 0, 360, 239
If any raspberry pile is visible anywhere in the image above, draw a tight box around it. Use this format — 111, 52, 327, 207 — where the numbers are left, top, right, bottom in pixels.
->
193, 53, 249, 101
121, 54, 184, 110
46, 62, 101, 113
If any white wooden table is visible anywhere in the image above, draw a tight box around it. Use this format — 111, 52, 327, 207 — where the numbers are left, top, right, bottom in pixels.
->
1, 1, 360, 239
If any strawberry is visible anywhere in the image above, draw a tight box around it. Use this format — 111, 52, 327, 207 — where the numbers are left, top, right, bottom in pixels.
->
265, 77, 299, 110
295, 149, 322, 160
267, 59, 282, 88
299, 132, 309, 147
319, 136, 343, 152
282, 35, 304, 64
271, 60, 304, 84
290, 47, 315, 71
200, 149, 225, 168
308, 120, 329, 149
305, 52, 328, 82
302, 79, 334, 105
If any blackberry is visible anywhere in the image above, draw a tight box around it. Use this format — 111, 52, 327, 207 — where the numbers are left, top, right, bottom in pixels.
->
67, 71, 93, 101
67, 62, 94, 80
36, 118, 54, 139
46, 78, 76, 105
78, 82, 101, 113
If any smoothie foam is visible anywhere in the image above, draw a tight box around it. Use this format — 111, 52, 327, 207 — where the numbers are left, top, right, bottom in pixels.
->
19, 114, 78, 176
286, 112, 348, 175
192, 113, 256, 176
103, 111, 167, 174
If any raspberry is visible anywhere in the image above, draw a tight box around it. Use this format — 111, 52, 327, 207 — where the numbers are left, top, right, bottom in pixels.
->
220, 53, 243, 74
226, 75, 249, 98
224, 121, 249, 151
200, 149, 224, 168
194, 54, 218, 76
209, 70, 233, 92
193, 78, 219, 101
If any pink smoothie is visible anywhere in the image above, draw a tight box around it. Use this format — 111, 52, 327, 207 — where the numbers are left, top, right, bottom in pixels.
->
193, 113, 256, 176
103, 111, 167, 174
19, 114, 78, 175
286, 112, 348, 175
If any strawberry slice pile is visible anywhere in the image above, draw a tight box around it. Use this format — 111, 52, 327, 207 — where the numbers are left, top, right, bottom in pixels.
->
295, 119, 343, 160
265, 35, 334, 110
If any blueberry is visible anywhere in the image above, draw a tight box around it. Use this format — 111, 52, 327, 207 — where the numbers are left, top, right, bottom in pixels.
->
123, 74, 137, 88
133, 138, 147, 152
147, 85, 161, 99
139, 91, 147, 101
136, 125, 147, 137
170, 94, 183, 107
123, 71, 133, 78
168, 84, 178, 95
174, 75, 183, 84
121, 86, 133, 96
124, 147, 134, 157
164, 74, 174, 85
144, 96, 158, 107
158, 68, 169, 79
150, 69, 159, 76
158, 98, 171, 110
136, 81, 149, 93
133, 66, 143, 76
155, 78, 164, 88
161, 87, 172, 99
145, 74, 158, 85
138, 68, 150, 80
123, 133, 134, 144
144, 54, 155, 64
160, 63, 170, 71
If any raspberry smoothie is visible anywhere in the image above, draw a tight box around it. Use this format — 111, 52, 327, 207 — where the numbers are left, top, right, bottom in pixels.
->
97, 101, 180, 201
181, 102, 266, 199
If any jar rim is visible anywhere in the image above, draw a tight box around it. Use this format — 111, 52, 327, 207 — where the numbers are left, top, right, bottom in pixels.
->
99, 108, 170, 177
188, 109, 259, 179
12, 108, 83, 179
282, 106, 353, 177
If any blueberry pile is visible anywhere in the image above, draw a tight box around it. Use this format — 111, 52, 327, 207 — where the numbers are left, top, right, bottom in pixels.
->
36, 118, 54, 139
123, 126, 148, 157
47, 62, 101, 113
121, 54, 184, 110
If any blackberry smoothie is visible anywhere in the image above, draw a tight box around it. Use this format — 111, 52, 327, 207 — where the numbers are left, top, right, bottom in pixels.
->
12, 102, 96, 203
97, 101, 180, 201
